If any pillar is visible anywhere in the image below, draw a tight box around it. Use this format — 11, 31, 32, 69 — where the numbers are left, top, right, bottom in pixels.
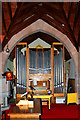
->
78, 48, 80, 104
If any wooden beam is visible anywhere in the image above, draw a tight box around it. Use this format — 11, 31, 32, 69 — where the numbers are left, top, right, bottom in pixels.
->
7, 2, 24, 34
59, 3, 78, 50
73, 2, 80, 32
43, 2, 63, 17
2, 2, 24, 48
41, 15, 69, 37
54, 93, 65, 97
41, 13, 69, 33
68, 3, 73, 20
42, 17, 77, 43
8, 14, 40, 39
7, 2, 12, 21
42, 3, 65, 24
53, 43, 63, 45
17, 2, 22, 8
2, 7, 7, 34
78, 31, 80, 47
14, 3, 38, 25
2, 14, 39, 49
17, 2, 37, 13
17, 43, 27, 45
43, 2, 60, 10
14, 11, 35, 25
37, 5, 65, 25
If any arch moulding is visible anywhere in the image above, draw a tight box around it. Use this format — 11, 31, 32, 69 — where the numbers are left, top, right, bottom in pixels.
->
2, 19, 79, 103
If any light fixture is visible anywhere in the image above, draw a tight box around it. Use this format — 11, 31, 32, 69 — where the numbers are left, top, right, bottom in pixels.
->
38, 3, 43, 6
62, 23, 64, 26
6, 45, 10, 53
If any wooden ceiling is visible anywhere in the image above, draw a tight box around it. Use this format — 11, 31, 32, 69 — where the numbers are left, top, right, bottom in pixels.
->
2, 2, 80, 51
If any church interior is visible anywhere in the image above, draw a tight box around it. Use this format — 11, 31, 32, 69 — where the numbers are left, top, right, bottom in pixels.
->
0, 1, 80, 120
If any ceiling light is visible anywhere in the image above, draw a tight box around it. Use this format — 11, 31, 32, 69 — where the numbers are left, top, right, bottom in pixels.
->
62, 23, 64, 26
38, 3, 43, 6
6, 45, 10, 53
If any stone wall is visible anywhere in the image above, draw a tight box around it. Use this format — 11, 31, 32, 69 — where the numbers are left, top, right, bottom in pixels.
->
78, 51, 80, 104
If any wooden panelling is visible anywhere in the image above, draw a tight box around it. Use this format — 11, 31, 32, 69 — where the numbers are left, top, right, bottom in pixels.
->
26, 47, 29, 92
54, 93, 65, 97
29, 74, 51, 81
32, 81, 47, 87
53, 43, 63, 45
17, 43, 27, 45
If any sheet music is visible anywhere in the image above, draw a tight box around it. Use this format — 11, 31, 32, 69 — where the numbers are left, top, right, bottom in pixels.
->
43, 83, 46, 86
34, 80, 37, 85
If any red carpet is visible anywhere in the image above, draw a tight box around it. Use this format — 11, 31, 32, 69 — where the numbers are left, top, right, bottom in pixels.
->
41, 104, 80, 120
1, 104, 80, 120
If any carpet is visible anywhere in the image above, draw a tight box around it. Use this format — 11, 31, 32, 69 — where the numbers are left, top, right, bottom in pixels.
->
41, 104, 80, 120
1, 104, 80, 120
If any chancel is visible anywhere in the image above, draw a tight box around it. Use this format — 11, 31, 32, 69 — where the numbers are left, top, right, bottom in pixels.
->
0, 1, 80, 120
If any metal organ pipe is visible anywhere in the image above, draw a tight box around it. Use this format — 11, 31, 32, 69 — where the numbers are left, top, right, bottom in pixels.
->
17, 48, 27, 94
54, 48, 63, 93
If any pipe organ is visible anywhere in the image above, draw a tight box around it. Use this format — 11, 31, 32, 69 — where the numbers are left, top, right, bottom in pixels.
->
29, 48, 51, 74
54, 47, 63, 93
15, 42, 65, 100
16, 47, 27, 94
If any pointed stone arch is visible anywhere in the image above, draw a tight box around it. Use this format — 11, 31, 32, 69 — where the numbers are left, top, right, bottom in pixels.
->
2, 19, 79, 103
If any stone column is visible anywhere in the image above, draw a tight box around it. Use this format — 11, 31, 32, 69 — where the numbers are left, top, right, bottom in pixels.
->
4, 97, 8, 106
0, 52, 2, 79
78, 49, 80, 104
75, 73, 80, 104
2, 51, 8, 73
75, 50, 80, 104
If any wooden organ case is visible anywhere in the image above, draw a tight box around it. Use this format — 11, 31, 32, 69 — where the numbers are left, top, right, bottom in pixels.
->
15, 42, 65, 102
